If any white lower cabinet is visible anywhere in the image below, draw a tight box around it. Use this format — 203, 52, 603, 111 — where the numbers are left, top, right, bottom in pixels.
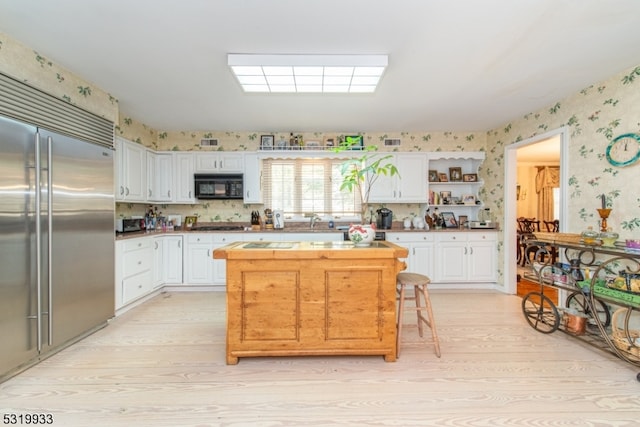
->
152, 236, 164, 288
434, 231, 497, 284
184, 234, 215, 285
184, 233, 244, 286
163, 235, 183, 284
116, 237, 153, 309
386, 232, 434, 278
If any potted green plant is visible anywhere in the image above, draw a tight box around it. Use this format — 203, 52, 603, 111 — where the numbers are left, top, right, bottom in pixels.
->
333, 135, 399, 224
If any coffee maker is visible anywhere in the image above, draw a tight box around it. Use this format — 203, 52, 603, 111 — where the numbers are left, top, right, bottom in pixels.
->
376, 208, 393, 229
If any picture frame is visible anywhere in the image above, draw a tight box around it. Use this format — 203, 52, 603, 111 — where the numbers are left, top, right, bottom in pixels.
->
449, 167, 462, 182
438, 173, 448, 182
462, 194, 476, 205
463, 173, 478, 182
184, 215, 198, 229
441, 211, 458, 228
428, 170, 439, 182
458, 215, 468, 228
323, 136, 336, 148
260, 135, 274, 150
440, 191, 452, 204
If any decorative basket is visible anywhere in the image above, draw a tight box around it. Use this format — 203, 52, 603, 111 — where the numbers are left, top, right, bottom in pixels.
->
610, 308, 640, 360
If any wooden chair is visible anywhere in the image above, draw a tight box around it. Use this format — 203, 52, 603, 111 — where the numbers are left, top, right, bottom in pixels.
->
519, 218, 542, 266
543, 220, 560, 264
544, 219, 560, 232
396, 272, 441, 358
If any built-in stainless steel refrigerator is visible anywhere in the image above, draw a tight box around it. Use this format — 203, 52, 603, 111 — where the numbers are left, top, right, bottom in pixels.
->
0, 113, 115, 382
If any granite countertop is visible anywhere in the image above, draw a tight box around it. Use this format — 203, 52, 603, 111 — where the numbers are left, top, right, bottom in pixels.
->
115, 222, 499, 240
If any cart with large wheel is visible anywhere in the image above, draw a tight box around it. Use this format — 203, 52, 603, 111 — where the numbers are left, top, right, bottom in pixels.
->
519, 233, 640, 380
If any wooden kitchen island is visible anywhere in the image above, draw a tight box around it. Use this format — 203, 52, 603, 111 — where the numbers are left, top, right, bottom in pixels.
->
213, 240, 408, 364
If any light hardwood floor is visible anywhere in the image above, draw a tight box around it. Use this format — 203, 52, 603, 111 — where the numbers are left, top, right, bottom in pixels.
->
2, 291, 639, 426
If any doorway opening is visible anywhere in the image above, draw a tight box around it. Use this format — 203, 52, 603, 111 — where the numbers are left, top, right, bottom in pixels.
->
503, 127, 569, 295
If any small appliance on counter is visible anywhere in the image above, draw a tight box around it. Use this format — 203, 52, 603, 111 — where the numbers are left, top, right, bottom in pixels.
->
273, 209, 284, 229
116, 218, 146, 233
263, 208, 274, 230
376, 208, 393, 230
470, 207, 496, 229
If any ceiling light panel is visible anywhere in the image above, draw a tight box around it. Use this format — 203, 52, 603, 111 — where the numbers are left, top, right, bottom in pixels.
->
228, 54, 387, 93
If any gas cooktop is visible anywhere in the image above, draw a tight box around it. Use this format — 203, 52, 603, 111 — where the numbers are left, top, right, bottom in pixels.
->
191, 225, 245, 231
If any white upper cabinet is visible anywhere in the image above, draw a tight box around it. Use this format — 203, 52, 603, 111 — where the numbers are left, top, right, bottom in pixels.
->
147, 151, 173, 202
368, 153, 428, 203
173, 152, 196, 203
195, 153, 244, 172
243, 153, 263, 203
115, 137, 146, 202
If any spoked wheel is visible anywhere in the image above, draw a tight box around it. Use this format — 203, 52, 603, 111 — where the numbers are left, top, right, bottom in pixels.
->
566, 291, 611, 327
522, 291, 560, 333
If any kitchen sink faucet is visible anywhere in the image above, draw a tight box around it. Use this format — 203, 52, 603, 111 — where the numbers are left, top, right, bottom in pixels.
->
310, 214, 322, 229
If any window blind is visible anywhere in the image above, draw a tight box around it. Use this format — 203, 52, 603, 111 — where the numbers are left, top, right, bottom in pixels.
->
263, 158, 360, 218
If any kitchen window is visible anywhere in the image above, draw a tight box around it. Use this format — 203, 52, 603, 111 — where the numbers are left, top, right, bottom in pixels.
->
263, 158, 360, 219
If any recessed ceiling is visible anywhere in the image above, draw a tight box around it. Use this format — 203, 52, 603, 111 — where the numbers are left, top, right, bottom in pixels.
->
1, 0, 640, 133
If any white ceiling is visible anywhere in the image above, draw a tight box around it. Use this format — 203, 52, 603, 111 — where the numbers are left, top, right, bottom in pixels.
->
1, 0, 640, 133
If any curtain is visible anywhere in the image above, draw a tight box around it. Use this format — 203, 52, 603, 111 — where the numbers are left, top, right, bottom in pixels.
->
535, 166, 559, 222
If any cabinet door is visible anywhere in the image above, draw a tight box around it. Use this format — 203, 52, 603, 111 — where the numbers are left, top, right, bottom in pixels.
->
185, 244, 213, 284
468, 236, 497, 282
212, 234, 243, 285
218, 153, 244, 172
411, 243, 434, 278
154, 153, 173, 201
435, 239, 467, 283
396, 154, 427, 202
164, 236, 183, 284
121, 140, 146, 201
174, 153, 195, 203
152, 237, 164, 288
185, 234, 214, 284
195, 153, 244, 172
243, 153, 263, 203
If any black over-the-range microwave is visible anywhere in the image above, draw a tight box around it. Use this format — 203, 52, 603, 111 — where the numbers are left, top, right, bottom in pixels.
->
194, 173, 244, 199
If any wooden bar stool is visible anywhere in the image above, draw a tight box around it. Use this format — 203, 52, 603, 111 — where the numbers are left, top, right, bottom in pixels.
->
396, 272, 441, 358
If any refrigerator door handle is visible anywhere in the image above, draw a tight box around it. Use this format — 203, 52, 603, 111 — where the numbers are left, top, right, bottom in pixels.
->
35, 132, 43, 352
47, 136, 53, 346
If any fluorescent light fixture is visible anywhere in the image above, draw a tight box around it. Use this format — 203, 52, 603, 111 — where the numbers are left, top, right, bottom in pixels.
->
228, 54, 387, 93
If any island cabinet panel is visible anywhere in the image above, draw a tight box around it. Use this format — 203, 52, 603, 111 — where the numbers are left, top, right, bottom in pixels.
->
217, 241, 407, 364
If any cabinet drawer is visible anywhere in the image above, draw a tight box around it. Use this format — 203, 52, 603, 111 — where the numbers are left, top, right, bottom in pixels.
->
213, 233, 243, 244
386, 232, 434, 243
123, 249, 152, 277
469, 232, 497, 242
435, 232, 465, 243
187, 233, 213, 244
122, 237, 151, 252
122, 270, 152, 304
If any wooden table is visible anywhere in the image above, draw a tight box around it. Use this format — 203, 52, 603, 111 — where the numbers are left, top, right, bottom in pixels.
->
214, 240, 408, 364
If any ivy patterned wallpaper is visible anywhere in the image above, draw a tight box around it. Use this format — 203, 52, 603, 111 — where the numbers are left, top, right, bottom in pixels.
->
0, 32, 118, 123
3, 30, 640, 289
